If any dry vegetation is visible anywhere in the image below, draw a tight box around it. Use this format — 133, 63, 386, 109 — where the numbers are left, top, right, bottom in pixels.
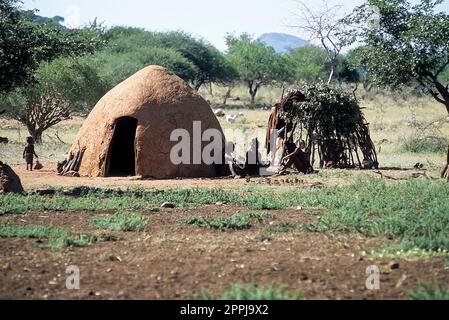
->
3, 85, 447, 168
1, 86, 449, 300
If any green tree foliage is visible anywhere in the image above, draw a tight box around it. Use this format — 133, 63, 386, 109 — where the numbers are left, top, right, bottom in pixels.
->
226, 33, 291, 104
0, 57, 107, 142
286, 46, 328, 82
0, 0, 104, 92
102, 27, 237, 90
92, 46, 198, 89
343, 0, 449, 113
285, 46, 359, 84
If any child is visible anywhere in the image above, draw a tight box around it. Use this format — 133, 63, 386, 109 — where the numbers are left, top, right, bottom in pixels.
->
23, 137, 38, 171
278, 139, 311, 174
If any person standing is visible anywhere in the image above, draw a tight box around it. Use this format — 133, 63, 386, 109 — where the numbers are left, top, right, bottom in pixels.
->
23, 137, 38, 171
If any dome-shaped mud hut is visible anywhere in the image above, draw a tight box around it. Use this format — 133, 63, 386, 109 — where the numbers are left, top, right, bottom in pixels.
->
63, 65, 226, 178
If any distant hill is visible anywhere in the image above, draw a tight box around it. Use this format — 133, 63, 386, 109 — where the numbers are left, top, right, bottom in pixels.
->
258, 33, 310, 53
23, 10, 66, 28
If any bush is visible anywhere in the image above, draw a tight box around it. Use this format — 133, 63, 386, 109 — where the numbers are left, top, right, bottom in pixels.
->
400, 136, 448, 154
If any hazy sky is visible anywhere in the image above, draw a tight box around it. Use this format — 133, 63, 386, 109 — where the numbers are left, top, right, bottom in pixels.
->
22, 0, 448, 51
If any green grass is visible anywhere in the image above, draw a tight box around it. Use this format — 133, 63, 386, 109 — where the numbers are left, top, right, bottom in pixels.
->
270, 223, 300, 233
179, 213, 252, 230
362, 247, 448, 259
2, 178, 449, 252
90, 211, 148, 231
196, 283, 301, 300
300, 178, 449, 252
0, 222, 101, 249
409, 285, 449, 300
179, 211, 271, 230
400, 136, 448, 154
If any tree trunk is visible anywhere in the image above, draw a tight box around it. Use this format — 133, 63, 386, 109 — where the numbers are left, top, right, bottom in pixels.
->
327, 62, 336, 85
25, 123, 43, 144
442, 145, 449, 181
223, 87, 232, 105
443, 97, 449, 116
248, 82, 259, 104
250, 90, 257, 104
194, 82, 203, 91
32, 129, 43, 144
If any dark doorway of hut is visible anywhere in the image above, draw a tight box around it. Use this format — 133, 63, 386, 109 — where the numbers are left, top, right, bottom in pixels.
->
105, 116, 137, 177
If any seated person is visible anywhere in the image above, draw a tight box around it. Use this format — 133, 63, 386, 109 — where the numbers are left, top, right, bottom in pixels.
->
278, 139, 312, 174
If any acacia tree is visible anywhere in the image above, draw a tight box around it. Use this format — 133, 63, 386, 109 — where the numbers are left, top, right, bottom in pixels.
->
104, 28, 235, 91
343, 0, 449, 114
286, 46, 329, 82
226, 34, 289, 104
0, 0, 104, 93
0, 57, 106, 142
290, 1, 346, 84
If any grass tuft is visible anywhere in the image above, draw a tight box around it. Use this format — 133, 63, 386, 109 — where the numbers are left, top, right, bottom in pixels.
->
0, 222, 100, 249
196, 283, 301, 300
90, 211, 148, 231
409, 285, 449, 300
271, 223, 299, 233
400, 136, 448, 154
179, 213, 251, 230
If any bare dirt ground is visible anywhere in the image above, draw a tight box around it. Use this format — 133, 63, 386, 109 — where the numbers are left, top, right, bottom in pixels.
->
1, 162, 448, 300
1, 205, 448, 300
11, 163, 438, 191
13, 163, 247, 190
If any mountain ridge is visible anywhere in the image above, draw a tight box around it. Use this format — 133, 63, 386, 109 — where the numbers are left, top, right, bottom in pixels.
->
258, 32, 310, 53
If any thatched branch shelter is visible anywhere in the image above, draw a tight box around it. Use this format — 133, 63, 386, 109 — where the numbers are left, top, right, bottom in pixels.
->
266, 85, 378, 170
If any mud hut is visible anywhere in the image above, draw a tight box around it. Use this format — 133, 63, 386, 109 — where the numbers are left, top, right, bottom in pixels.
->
266, 85, 378, 170
65, 65, 226, 178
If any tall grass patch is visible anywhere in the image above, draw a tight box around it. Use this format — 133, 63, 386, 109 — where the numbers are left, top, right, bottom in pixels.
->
400, 136, 448, 154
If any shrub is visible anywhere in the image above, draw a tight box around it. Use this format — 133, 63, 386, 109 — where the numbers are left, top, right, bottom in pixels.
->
400, 136, 448, 154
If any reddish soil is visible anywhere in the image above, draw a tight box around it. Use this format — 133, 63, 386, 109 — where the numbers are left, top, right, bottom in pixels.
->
1, 206, 447, 300
12, 164, 247, 190
11, 163, 432, 191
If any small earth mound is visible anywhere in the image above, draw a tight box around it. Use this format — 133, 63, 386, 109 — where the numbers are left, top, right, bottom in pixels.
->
0, 161, 25, 194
